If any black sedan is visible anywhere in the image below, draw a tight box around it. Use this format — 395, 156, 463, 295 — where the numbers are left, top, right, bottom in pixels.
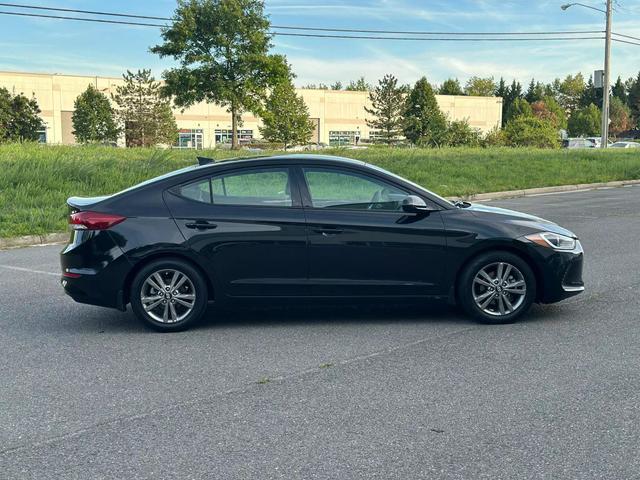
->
61, 154, 584, 331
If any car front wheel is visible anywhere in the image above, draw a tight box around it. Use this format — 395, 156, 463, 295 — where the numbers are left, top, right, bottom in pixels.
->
130, 258, 208, 332
458, 251, 536, 324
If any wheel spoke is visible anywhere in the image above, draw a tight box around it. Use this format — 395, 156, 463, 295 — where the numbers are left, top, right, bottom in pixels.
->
474, 277, 493, 288
153, 273, 166, 290
144, 298, 163, 312
173, 274, 188, 291
169, 303, 178, 323
162, 302, 169, 321
497, 295, 506, 314
480, 292, 497, 309
174, 297, 194, 308
501, 264, 512, 282
145, 277, 163, 293
479, 269, 494, 283
474, 290, 494, 303
503, 295, 515, 313
496, 263, 504, 281
168, 271, 179, 289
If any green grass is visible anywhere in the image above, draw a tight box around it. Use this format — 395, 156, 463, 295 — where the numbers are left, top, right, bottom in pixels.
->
1, 143, 639, 238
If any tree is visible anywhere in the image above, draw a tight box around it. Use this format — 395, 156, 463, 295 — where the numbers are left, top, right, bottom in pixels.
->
502, 80, 523, 126
301, 83, 328, 90
330, 81, 343, 90
504, 116, 560, 148
445, 119, 481, 147
531, 96, 567, 130
439, 78, 464, 96
259, 78, 313, 149
345, 77, 370, 91
403, 77, 448, 147
112, 69, 178, 147
579, 75, 602, 109
627, 72, 640, 123
464, 76, 496, 96
609, 96, 632, 136
558, 73, 585, 113
494, 77, 507, 99
364, 74, 405, 144
567, 103, 601, 137
72, 84, 119, 144
525, 79, 545, 104
505, 98, 533, 122
151, 0, 289, 149
611, 76, 627, 104
0, 87, 43, 143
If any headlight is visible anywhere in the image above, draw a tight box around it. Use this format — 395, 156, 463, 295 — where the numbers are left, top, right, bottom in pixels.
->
525, 232, 576, 250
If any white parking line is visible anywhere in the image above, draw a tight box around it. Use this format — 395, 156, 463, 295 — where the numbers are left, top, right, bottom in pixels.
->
0, 265, 59, 276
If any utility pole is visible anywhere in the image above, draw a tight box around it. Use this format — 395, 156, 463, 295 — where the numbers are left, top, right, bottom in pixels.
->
601, 0, 612, 148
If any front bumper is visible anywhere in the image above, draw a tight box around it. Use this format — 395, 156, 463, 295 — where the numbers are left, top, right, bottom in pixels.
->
526, 240, 585, 303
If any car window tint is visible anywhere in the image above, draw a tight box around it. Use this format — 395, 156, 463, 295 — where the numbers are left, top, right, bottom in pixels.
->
211, 169, 292, 207
178, 178, 212, 204
303, 168, 408, 211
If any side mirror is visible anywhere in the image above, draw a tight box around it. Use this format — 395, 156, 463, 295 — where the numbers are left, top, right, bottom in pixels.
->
402, 195, 433, 214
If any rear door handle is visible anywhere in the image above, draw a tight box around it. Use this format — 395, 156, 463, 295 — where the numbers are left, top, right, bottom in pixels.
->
185, 220, 218, 230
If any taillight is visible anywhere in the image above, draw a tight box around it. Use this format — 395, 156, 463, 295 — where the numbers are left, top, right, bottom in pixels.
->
69, 211, 126, 230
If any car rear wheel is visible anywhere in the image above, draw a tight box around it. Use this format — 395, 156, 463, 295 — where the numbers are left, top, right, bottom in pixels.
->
458, 251, 536, 324
130, 259, 208, 332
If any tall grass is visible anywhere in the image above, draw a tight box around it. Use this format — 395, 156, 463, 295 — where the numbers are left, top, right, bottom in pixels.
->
0, 143, 639, 237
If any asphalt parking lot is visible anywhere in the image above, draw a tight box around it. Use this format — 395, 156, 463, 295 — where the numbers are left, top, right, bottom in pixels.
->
1, 186, 639, 479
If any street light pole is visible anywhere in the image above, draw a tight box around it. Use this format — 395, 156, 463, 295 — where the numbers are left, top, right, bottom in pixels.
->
561, 1, 612, 148
601, 0, 612, 149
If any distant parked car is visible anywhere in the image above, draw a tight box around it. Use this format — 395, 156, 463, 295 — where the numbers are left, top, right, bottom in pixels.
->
610, 141, 640, 148
564, 138, 597, 149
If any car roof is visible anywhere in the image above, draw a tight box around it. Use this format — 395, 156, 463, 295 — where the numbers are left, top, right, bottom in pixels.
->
195, 154, 367, 171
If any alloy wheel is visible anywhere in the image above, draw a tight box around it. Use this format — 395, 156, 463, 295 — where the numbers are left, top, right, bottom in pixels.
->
140, 269, 196, 323
472, 262, 527, 317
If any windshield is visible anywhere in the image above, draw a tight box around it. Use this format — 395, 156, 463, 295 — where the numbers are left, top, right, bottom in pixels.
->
365, 163, 454, 207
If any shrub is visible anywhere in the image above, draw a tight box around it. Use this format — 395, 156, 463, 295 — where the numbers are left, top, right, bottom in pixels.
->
504, 116, 560, 148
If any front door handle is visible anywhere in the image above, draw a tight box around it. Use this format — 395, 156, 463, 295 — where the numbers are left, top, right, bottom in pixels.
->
185, 220, 218, 230
313, 227, 344, 236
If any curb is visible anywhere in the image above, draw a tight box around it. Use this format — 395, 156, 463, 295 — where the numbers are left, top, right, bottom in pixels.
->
1, 179, 639, 250
453, 179, 640, 202
0, 233, 68, 250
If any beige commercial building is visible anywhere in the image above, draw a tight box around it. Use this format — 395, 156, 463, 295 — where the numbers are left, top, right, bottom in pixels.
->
0, 70, 503, 148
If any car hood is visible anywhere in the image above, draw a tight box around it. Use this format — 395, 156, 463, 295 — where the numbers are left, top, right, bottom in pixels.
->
465, 203, 577, 238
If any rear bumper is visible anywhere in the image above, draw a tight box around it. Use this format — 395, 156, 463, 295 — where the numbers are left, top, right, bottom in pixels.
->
60, 230, 131, 311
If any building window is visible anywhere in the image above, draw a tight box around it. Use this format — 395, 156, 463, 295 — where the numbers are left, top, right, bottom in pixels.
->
329, 131, 357, 146
214, 129, 253, 145
176, 129, 204, 149
37, 128, 47, 144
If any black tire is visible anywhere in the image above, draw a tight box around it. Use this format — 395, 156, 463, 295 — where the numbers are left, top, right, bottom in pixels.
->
457, 251, 536, 324
130, 258, 208, 332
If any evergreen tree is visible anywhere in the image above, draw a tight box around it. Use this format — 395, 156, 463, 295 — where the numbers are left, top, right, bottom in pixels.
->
439, 78, 464, 96
502, 80, 523, 126
403, 77, 448, 147
72, 84, 119, 144
494, 77, 507, 99
611, 76, 627, 104
364, 74, 405, 144
626, 72, 640, 123
330, 81, 343, 90
345, 77, 370, 91
579, 76, 602, 109
259, 78, 314, 149
151, 0, 289, 149
112, 70, 178, 147
0, 87, 43, 143
525, 79, 545, 103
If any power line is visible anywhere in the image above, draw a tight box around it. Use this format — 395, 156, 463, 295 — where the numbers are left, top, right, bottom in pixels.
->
0, 11, 607, 42
0, 2, 606, 36
612, 37, 640, 46
612, 31, 640, 42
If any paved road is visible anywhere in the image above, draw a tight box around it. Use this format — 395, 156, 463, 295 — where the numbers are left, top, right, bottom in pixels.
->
1, 187, 639, 479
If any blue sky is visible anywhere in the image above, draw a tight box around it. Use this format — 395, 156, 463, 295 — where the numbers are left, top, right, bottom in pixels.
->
0, 0, 638, 86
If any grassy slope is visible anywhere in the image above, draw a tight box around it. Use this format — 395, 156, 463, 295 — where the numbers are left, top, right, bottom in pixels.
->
1, 143, 639, 237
